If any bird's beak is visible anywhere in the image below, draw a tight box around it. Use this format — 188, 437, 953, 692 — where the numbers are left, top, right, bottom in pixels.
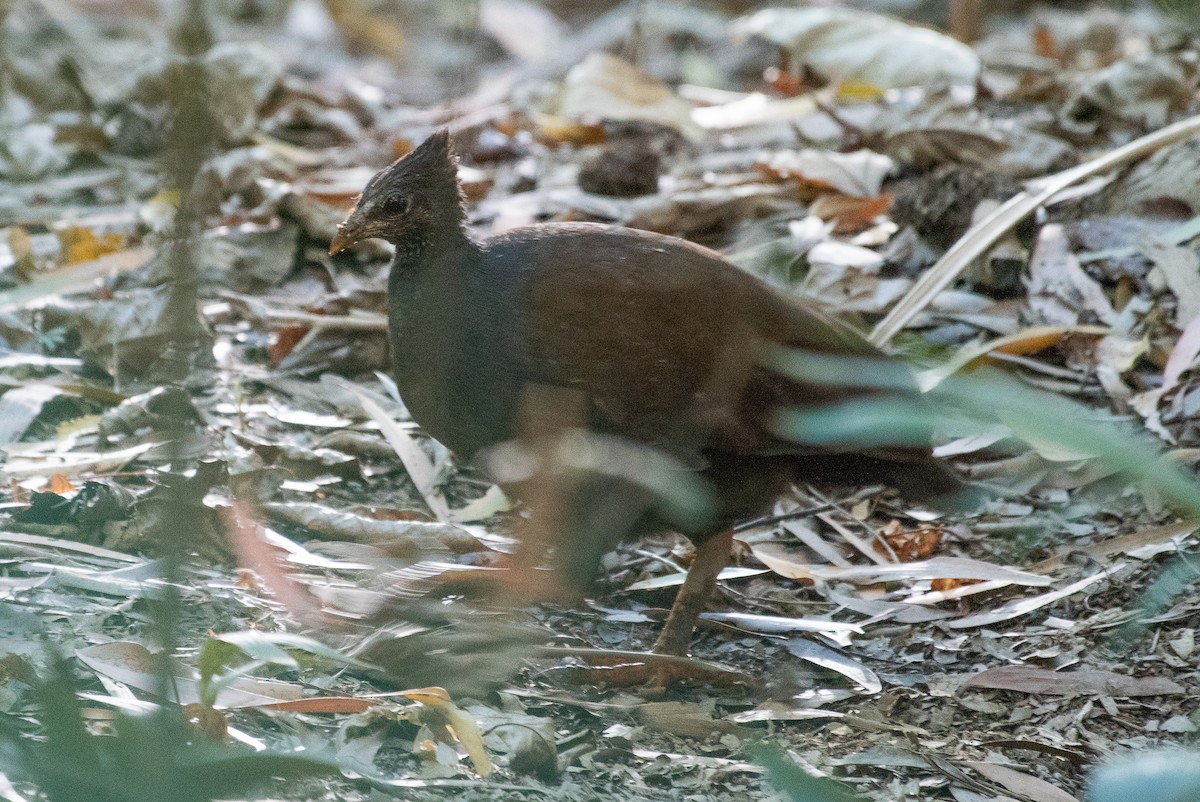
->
330, 201, 371, 254
329, 220, 360, 255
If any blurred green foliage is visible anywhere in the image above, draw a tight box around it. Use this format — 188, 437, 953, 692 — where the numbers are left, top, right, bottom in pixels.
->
198, 630, 377, 709
1154, 0, 1200, 34
768, 346, 1200, 644
767, 348, 1200, 516
750, 740, 865, 802
0, 654, 337, 802
1087, 749, 1200, 802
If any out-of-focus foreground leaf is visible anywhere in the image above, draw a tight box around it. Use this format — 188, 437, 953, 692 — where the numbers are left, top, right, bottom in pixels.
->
0, 655, 337, 802
766, 348, 1200, 517
1087, 749, 1200, 802
749, 740, 865, 802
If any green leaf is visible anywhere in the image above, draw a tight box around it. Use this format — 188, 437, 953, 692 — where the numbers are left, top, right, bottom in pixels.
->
1088, 750, 1200, 802
772, 398, 935, 449
0, 653, 338, 802
198, 631, 379, 709
749, 740, 865, 802
765, 348, 1200, 518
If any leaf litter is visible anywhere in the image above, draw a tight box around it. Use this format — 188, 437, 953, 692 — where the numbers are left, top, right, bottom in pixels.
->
2, 2, 1200, 801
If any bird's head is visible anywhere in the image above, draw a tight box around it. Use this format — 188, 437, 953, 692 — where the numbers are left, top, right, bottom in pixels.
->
329, 129, 464, 254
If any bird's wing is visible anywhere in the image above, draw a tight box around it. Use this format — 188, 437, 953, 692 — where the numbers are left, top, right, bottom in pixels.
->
486, 225, 902, 461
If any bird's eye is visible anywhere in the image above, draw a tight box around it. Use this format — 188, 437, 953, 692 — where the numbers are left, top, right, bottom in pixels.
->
381, 196, 409, 215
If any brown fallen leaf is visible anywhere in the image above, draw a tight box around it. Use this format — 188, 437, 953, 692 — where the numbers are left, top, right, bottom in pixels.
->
876, 520, 943, 561
964, 760, 1081, 802
637, 701, 746, 738
930, 577, 979, 592
809, 192, 893, 234
962, 666, 1184, 697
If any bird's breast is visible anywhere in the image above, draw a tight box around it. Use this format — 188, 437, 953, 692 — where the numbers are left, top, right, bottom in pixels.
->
388, 262, 526, 459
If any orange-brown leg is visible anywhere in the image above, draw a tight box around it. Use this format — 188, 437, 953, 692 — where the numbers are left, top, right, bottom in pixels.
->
653, 529, 733, 656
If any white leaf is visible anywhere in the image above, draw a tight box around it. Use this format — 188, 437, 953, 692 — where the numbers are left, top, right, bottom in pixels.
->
733, 7, 979, 89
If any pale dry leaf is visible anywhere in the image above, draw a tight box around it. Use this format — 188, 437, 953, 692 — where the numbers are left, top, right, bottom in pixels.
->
351, 389, 450, 521
786, 637, 881, 693
638, 701, 742, 738
262, 501, 478, 552
76, 642, 303, 708
1094, 334, 1147, 403
733, 7, 980, 89
0, 385, 62, 446
547, 52, 700, 139
871, 114, 1200, 345
751, 544, 1051, 586
625, 565, 768, 591
50, 561, 173, 600
0, 247, 153, 309
699, 611, 863, 637
1144, 239, 1200, 327
826, 585, 955, 623
905, 578, 1013, 606
0, 575, 51, 600
933, 425, 1012, 458
763, 149, 894, 197
726, 708, 845, 724
1, 441, 159, 480
450, 484, 512, 523
270, 408, 355, 428
1028, 520, 1197, 574
946, 568, 1116, 630
0, 531, 140, 563
260, 527, 371, 570
1027, 224, 1117, 327
784, 519, 852, 567
1169, 630, 1195, 659
479, 0, 565, 64
691, 92, 819, 130
1162, 312, 1200, 393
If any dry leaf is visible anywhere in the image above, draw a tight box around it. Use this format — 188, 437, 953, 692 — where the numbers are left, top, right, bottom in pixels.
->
57, 226, 125, 264
1027, 224, 1117, 327
962, 665, 1184, 697
546, 53, 700, 139
760, 149, 894, 198
733, 7, 980, 88
399, 686, 493, 777
946, 568, 1114, 629
350, 389, 451, 521
965, 761, 1081, 802
876, 521, 942, 561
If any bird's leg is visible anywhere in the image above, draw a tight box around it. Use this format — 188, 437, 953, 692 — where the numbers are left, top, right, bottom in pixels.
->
653, 528, 733, 656
502, 383, 590, 606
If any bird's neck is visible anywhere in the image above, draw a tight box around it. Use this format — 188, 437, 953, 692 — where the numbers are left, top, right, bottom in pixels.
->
388, 225, 476, 302
391, 222, 471, 272
386, 224, 477, 437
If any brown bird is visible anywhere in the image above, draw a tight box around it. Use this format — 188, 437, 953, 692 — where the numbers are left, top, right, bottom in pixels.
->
331, 130, 964, 658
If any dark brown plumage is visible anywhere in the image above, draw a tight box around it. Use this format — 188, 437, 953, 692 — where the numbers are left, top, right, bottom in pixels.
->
332, 130, 963, 658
